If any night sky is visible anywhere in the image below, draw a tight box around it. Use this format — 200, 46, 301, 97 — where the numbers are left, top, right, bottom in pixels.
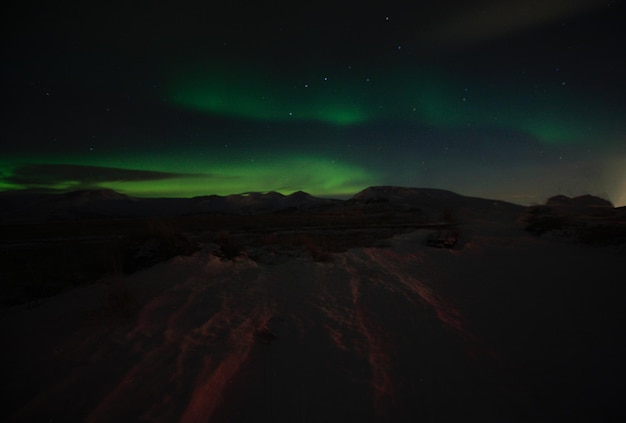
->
2, 0, 626, 205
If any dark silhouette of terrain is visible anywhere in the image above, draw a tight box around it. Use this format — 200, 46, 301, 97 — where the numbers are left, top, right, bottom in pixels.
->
1, 187, 624, 422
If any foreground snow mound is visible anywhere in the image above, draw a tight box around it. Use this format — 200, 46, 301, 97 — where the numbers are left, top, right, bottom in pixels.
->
2, 228, 624, 422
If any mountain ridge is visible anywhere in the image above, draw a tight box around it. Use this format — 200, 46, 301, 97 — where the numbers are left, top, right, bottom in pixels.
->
0, 186, 615, 221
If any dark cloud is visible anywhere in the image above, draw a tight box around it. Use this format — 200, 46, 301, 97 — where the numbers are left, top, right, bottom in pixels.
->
424, 0, 603, 47
5, 163, 204, 188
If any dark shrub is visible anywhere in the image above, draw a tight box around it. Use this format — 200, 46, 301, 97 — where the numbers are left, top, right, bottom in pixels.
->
214, 231, 241, 261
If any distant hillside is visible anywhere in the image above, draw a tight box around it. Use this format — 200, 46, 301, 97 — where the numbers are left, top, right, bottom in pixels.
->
546, 194, 613, 209
191, 190, 337, 214
0, 188, 339, 221
346, 186, 523, 221
525, 194, 625, 245
0, 185, 550, 222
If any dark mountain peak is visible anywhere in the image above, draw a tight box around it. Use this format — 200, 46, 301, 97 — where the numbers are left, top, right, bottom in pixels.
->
59, 188, 130, 204
60, 189, 130, 202
288, 190, 314, 199
350, 186, 462, 203
261, 191, 286, 199
547, 194, 613, 208
234, 191, 285, 200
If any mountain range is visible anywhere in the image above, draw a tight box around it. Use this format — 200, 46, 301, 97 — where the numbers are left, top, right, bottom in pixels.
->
0, 186, 546, 220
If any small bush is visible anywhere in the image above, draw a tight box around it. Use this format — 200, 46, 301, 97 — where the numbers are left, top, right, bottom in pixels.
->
214, 231, 241, 260
295, 235, 334, 262
121, 231, 198, 273
525, 214, 571, 236
426, 228, 460, 249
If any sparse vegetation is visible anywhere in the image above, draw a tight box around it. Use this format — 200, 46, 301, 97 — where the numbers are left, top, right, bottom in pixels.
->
0, 217, 198, 308
214, 231, 242, 261
525, 213, 572, 236
425, 210, 460, 249
295, 234, 335, 262
121, 230, 198, 273
426, 228, 460, 249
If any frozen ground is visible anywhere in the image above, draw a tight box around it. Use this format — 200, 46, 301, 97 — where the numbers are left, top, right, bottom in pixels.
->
2, 214, 624, 422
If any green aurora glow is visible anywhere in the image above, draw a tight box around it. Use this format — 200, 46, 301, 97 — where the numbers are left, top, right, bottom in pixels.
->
0, 154, 376, 198
105, 156, 374, 197
3, 1, 625, 206
169, 64, 607, 145
1, 61, 623, 203
169, 65, 371, 125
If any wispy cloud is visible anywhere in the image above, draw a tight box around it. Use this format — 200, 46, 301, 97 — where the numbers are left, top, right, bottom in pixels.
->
425, 0, 602, 47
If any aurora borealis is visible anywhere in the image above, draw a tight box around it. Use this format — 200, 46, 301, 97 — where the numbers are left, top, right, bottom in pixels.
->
2, 0, 626, 205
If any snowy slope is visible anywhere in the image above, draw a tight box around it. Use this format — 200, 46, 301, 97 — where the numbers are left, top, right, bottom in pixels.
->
2, 220, 624, 422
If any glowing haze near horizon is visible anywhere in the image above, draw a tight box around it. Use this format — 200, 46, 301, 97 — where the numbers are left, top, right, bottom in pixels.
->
2, 1, 626, 205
